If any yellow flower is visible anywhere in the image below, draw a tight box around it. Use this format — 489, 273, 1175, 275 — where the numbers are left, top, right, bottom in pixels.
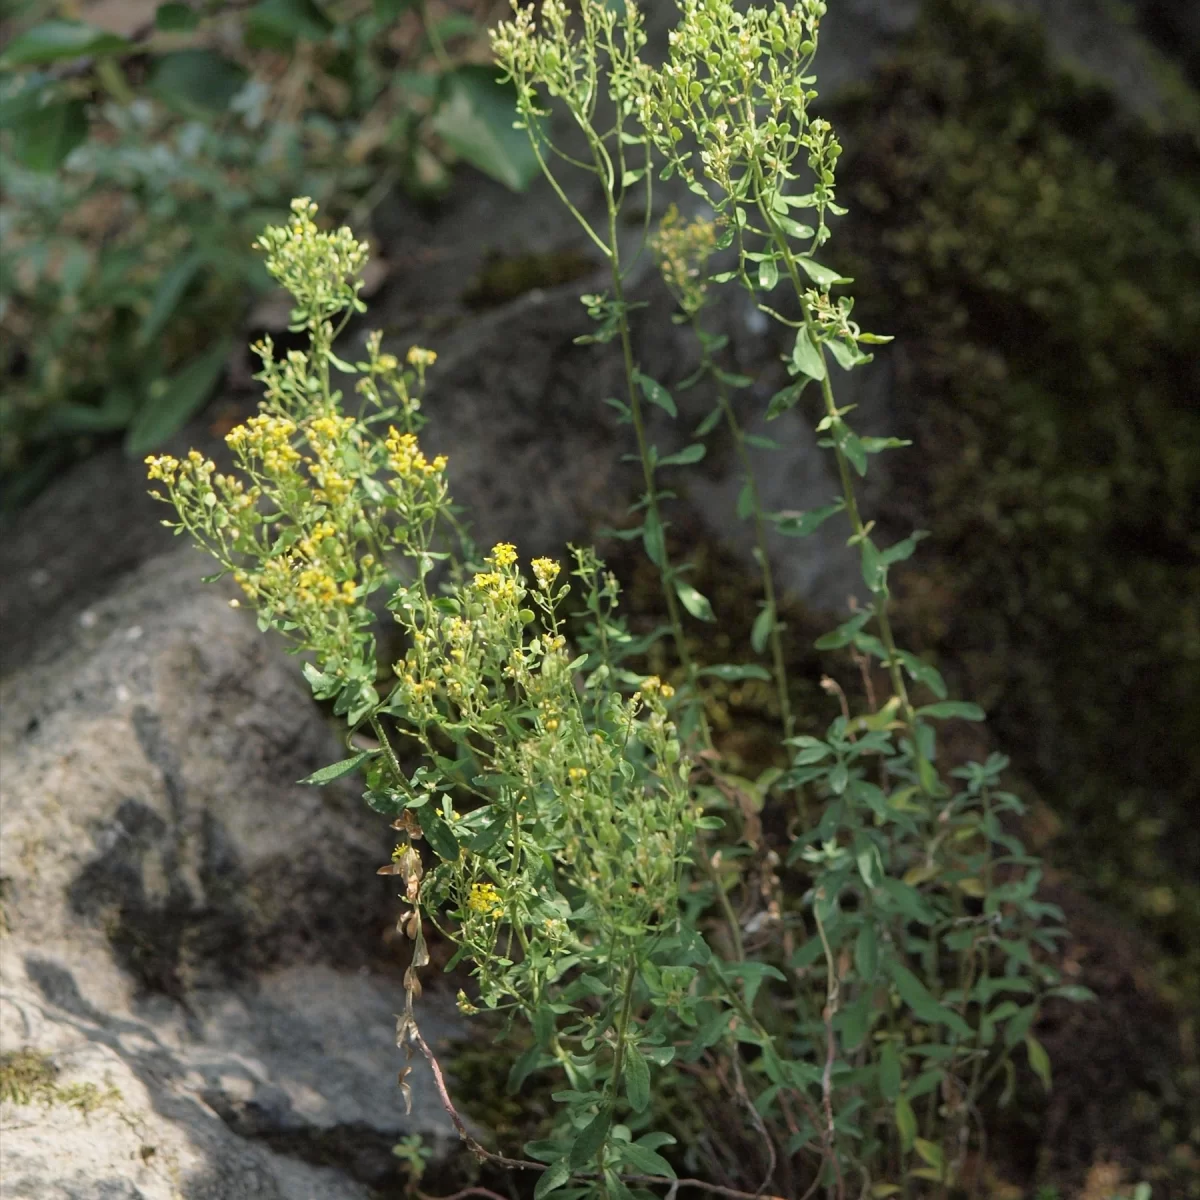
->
466, 882, 504, 917
144, 454, 180, 484
489, 542, 518, 568
406, 346, 437, 369
568, 766, 588, 784
531, 557, 561, 589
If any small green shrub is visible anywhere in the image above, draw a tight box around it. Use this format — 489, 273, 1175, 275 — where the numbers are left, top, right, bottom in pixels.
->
0, 0, 538, 508
150, 3, 1088, 1196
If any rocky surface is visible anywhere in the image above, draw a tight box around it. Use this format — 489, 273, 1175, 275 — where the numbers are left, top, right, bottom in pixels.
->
0, 549, 462, 1199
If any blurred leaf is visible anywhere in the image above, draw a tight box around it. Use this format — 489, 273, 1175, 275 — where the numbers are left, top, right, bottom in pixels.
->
1025, 1034, 1052, 1090
246, 0, 333, 43
0, 20, 129, 67
124, 337, 231, 455
751, 604, 775, 654
657, 442, 705, 467
431, 66, 540, 192
674, 578, 715, 622
6, 98, 87, 171
149, 50, 247, 114
374, 0, 417, 18
136, 250, 208, 348
155, 3, 201, 32
698, 663, 772, 682
0, 72, 52, 123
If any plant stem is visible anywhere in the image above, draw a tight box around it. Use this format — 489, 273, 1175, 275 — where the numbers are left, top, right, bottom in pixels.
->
699, 323, 794, 740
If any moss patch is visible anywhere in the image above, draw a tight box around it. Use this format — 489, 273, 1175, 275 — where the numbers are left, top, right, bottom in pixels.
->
0, 1047, 119, 1114
829, 0, 1200, 1186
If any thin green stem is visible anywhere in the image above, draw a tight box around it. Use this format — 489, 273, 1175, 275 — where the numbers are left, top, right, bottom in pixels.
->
698, 320, 794, 742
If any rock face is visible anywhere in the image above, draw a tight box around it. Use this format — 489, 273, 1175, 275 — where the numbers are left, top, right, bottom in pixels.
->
0, 548, 462, 1199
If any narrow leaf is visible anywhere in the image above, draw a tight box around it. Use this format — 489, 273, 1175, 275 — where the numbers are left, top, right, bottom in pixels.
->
674, 578, 715, 622
298, 751, 373, 785
623, 1045, 650, 1113
658, 443, 706, 467
636, 372, 677, 417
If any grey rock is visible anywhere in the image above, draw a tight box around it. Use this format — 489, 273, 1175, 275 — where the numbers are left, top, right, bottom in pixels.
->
0, 549, 463, 1199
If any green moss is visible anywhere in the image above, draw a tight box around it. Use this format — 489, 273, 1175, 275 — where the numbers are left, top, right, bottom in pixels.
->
0, 1047, 120, 1114
830, 0, 1200, 1185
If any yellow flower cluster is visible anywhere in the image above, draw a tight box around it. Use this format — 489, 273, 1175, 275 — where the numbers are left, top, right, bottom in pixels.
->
226, 415, 302, 475
567, 766, 589, 784
639, 675, 676, 699
466, 882, 504, 917
406, 346, 437, 369
489, 542, 518, 568
385, 427, 448, 482
651, 204, 718, 315
296, 521, 337, 560
531, 556, 561, 590
472, 571, 519, 604
296, 569, 355, 607
145, 454, 179, 484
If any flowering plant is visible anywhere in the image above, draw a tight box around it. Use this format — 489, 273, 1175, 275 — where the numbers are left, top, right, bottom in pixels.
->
151, 4, 1088, 1197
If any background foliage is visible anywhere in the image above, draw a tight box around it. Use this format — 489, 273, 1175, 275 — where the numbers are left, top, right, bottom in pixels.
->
0, 0, 536, 508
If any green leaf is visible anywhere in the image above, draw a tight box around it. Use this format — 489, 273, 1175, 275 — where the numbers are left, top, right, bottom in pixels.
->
880, 531, 929, 566
534, 1159, 572, 1200
751, 604, 775, 655
568, 1110, 610, 1168
298, 751, 373, 785
766, 381, 807, 419
658, 443, 706, 467
914, 1138, 945, 1174
642, 508, 666, 568
635, 372, 677, 417
826, 337, 872, 371
136, 250, 208, 349
0, 20, 129, 66
674, 578, 715, 622
124, 337, 231, 456
149, 50, 248, 113
699, 663, 772, 682
860, 540, 888, 594
894, 1094, 917, 1152
855, 924, 879, 980
887, 960, 972, 1039
155, 3, 201, 31
1025, 1034, 1052, 1090
247, 0, 333, 42
773, 499, 844, 538
796, 257, 851, 288
777, 216, 815, 241
879, 1037, 901, 1099
374, 0, 417, 18
618, 1141, 675, 1178
758, 257, 779, 290
507, 1043, 542, 1093
6, 98, 87, 171
420, 804, 460, 862
790, 330, 826, 381
839, 426, 868, 476
917, 701, 986, 721
814, 608, 871, 650
432, 66, 540, 192
623, 1045, 650, 1113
